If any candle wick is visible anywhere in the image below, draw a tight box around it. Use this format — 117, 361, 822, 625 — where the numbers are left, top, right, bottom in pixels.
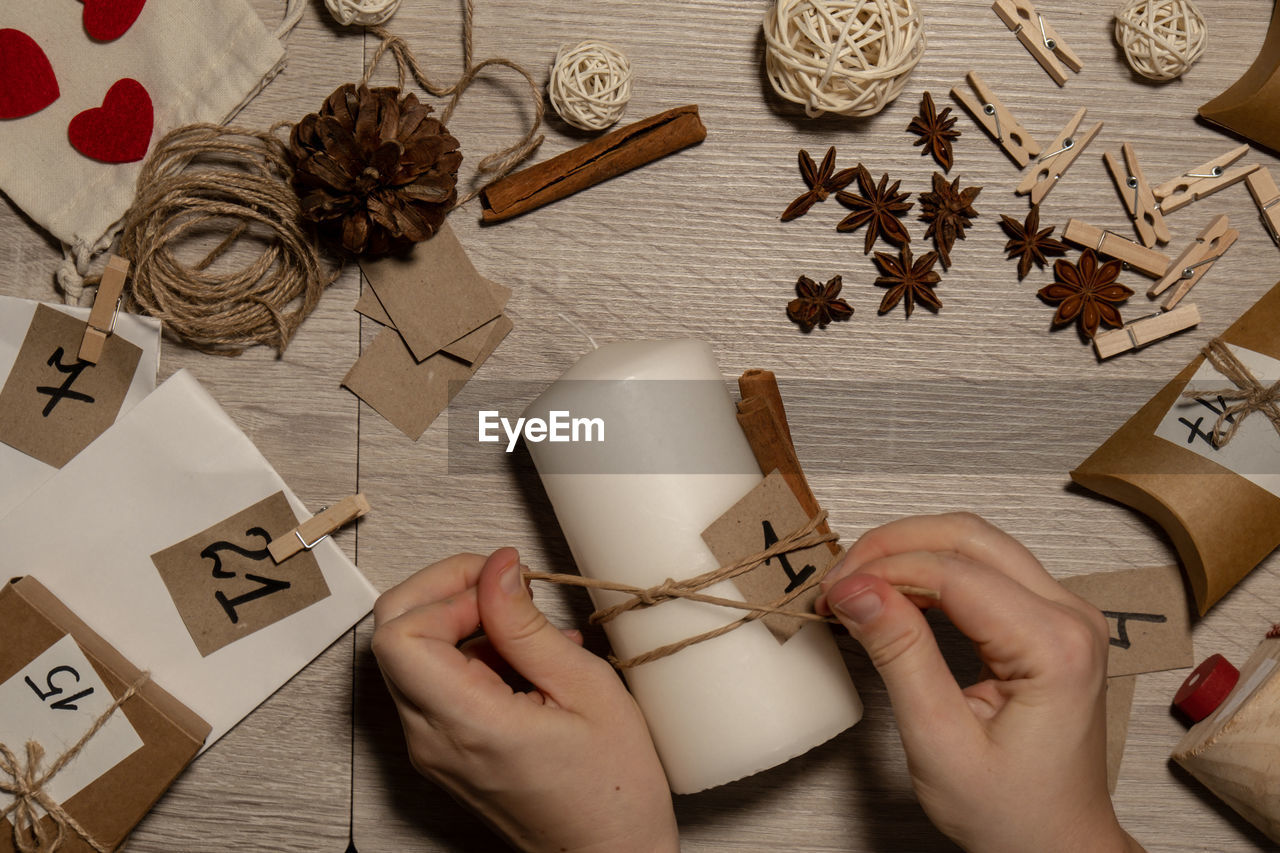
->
557, 312, 599, 350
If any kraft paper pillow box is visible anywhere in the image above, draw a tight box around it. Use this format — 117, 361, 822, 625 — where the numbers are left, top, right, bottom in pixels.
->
1071, 280, 1280, 614
0, 576, 209, 853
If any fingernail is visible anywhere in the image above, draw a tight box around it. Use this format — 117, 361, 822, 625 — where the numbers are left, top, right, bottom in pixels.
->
498, 553, 524, 596
832, 582, 882, 625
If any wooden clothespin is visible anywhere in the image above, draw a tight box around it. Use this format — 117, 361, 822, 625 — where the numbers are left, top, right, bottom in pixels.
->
1152, 145, 1259, 214
1015, 107, 1101, 205
1148, 215, 1238, 310
268, 493, 370, 563
1062, 219, 1171, 278
951, 71, 1041, 167
1093, 304, 1201, 359
77, 255, 129, 364
1103, 143, 1171, 247
991, 0, 1083, 86
1246, 166, 1280, 245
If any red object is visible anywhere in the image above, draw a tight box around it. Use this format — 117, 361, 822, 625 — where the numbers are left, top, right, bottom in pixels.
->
68, 78, 153, 164
0, 29, 60, 120
1174, 654, 1240, 723
80, 0, 147, 42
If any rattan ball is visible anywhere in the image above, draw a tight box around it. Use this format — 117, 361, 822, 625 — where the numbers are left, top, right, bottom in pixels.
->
324, 0, 401, 27
1114, 0, 1207, 81
763, 0, 926, 118
548, 41, 633, 131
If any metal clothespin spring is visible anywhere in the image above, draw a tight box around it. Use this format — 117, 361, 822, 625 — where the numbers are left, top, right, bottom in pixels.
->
1039, 137, 1074, 162
295, 505, 330, 550
1180, 254, 1222, 279
1037, 13, 1055, 51
983, 103, 1003, 142
1186, 166, 1224, 179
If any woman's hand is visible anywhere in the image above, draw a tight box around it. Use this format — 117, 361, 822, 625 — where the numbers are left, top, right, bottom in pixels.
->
817, 513, 1145, 853
372, 548, 678, 853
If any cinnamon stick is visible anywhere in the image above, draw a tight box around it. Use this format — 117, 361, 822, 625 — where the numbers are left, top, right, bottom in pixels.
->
735, 369, 840, 558
480, 105, 707, 222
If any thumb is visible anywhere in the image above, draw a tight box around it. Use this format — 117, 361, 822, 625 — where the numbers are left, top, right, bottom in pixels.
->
476, 547, 609, 702
826, 571, 971, 739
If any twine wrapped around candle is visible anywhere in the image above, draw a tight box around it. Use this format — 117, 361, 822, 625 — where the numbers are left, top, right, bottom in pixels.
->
1182, 338, 1280, 447
527, 512, 937, 668
0, 673, 149, 853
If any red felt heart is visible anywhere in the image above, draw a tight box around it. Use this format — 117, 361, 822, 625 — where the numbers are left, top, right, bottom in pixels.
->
79, 0, 147, 42
68, 78, 153, 164
0, 29, 60, 120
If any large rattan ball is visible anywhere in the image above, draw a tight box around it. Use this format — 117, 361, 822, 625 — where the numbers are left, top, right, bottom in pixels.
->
1114, 0, 1207, 81
763, 0, 926, 118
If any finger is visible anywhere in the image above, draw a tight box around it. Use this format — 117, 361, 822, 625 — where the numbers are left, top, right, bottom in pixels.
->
371, 589, 509, 724
476, 548, 614, 706
825, 513, 1071, 605
825, 571, 980, 748
374, 553, 487, 626
840, 550, 1103, 684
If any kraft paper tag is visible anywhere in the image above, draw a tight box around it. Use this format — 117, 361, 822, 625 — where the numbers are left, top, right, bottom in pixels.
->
1062, 565, 1194, 677
343, 314, 513, 440
0, 633, 144, 816
700, 469, 837, 642
1154, 343, 1280, 499
0, 304, 141, 468
1105, 674, 1136, 794
359, 221, 500, 362
150, 491, 332, 657
355, 276, 513, 364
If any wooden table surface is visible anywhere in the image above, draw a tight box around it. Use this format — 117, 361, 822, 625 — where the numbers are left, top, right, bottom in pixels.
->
2, 0, 1278, 850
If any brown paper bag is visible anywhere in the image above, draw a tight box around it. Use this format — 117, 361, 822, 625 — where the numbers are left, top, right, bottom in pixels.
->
1071, 280, 1280, 614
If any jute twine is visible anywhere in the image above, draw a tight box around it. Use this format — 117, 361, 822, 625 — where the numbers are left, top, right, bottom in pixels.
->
1183, 338, 1280, 448
1114, 0, 1207, 81
528, 512, 937, 669
95, 1, 542, 357
116, 124, 332, 357
362, 0, 545, 207
0, 673, 150, 853
324, 0, 401, 27
548, 41, 633, 131
762, 0, 926, 118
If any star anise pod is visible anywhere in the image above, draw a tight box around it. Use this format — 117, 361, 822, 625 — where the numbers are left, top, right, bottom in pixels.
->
1001, 206, 1068, 279
781, 147, 858, 221
919, 172, 980, 269
290, 83, 462, 255
1037, 249, 1133, 338
874, 245, 941, 318
836, 165, 913, 254
787, 275, 854, 331
906, 91, 960, 172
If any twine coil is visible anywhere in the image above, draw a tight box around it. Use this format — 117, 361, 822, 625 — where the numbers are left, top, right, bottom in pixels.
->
0, 673, 150, 853
1114, 0, 1207, 81
1183, 338, 1280, 447
763, 0, 925, 118
324, 0, 401, 27
528, 512, 937, 669
548, 41, 633, 131
116, 124, 333, 357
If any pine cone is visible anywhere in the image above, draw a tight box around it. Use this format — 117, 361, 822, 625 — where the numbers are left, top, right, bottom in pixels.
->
290, 84, 462, 255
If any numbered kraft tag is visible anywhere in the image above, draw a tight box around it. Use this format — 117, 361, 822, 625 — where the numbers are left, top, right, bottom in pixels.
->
701, 469, 840, 643
0, 304, 142, 468
1154, 343, 1280, 499
1062, 565, 1194, 677
0, 634, 144, 816
150, 491, 332, 657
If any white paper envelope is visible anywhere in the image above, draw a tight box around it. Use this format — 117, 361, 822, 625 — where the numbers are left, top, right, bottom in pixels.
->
0, 369, 377, 747
0, 294, 161, 517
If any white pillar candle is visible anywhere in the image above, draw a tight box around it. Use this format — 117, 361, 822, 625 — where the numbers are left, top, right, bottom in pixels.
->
524, 340, 862, 794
